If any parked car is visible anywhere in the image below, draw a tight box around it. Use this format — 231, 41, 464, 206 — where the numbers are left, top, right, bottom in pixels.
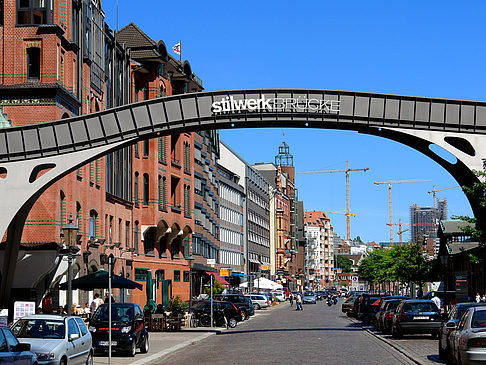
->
316, 291, 327, 301
11, 314, 92, 364
448, 306, 486, 365
190, 300, 242, 327
391, 300, 441, 338
0, 324, 37, 365
380, 299, 408, 334
215, 294, 254, 320
374, 297, 410, 332
357, 293, 384, 322
303, 291, 317, 304
245, 294, 270, 310
438, 302, 486, 361
270, 291, 286, 302
341, 296, 356, 315
89, 303, 148, 357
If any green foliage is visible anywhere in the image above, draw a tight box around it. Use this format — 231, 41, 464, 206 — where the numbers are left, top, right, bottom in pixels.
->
204, 279, 225, 295
335, 255, 353, 272
358, 243, 432, 289
341, 281, 349, 287
167, 295, 187, 316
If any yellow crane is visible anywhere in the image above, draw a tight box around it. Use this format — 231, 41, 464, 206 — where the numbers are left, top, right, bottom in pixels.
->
298, 161, 369, 241
387, 218, 409, 246
374, 179, 431, 244
427, 185, 460, 209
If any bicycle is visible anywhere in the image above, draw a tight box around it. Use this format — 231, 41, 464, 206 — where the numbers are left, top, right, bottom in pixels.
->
199, 309, 237, 328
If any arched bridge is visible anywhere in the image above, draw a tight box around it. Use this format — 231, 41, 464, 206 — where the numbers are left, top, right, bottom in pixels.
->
2, 88, 486, 303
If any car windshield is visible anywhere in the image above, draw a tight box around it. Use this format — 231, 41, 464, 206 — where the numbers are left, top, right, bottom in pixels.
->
472, 311, 486, 328
403, 302, 436, 313
386, 301, 400, 311
92, 305, 134, 322
191, 302, 208, 310
11, 319, 65, 339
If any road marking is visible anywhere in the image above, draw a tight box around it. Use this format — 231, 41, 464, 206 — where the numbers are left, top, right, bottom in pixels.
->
129, 333, 213, 365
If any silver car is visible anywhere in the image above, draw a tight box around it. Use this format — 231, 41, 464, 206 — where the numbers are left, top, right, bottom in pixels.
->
449, 306, 486, 365
245, 294, 270, 310
11, 314, 93, 365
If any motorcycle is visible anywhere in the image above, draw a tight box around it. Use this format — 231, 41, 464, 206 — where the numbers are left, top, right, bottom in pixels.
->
326, 297, 333, 306
332, 296, 338, 305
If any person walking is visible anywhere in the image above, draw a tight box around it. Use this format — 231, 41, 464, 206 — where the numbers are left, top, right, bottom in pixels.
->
431, 293, 442, 312
296, 292, 303, 311
476, 293, 481, 303
41, 292, 52, 314
289, 292, 294, 307
90, 293, 103, 315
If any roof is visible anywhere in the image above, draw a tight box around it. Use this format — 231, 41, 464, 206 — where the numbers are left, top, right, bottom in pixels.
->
116, 23, 161, 61
448, 241, 480, 255
305, 211, 330, 226
439, 220, 474, 235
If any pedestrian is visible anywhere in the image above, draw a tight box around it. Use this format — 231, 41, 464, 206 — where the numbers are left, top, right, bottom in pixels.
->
83, 302, 90, 316
41, 292, 52, 314
296, 292, 303, 311
289, 292, 294, 307
90, 293, 103, 314
431, 293, 442, 312
477, 293, 481, 303
56, 306, 67, 315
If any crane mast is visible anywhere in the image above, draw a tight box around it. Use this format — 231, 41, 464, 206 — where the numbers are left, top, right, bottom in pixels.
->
298, 161, 369, 241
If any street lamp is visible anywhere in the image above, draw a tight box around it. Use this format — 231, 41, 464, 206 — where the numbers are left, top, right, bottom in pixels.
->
61, 214, 79, 316
439, 252, 449, 316
186, 255, 194, 308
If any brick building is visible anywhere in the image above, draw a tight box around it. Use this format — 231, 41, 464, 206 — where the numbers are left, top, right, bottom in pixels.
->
0, 0, 203, 311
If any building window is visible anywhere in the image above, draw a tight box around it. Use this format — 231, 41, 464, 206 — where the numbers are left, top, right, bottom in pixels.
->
162, 177, 167, 210
26, 47, 40, 80
125, 221, 130, 248
89, 210, 98, 239
143, 173, 149, 206
76, 202, 82, 234
134, 268, 148, 281
171, 237, 180, 259
134, 172, 139, 207
134, 142, 139, 157
159, 235, 168, 258
143, 140, 149, 157
134, 221, 139, 253
109, 216, 113, 244
143, 83, 149, 100
183, 271, 190, 282
17, 0, 50, 25
174, 270, 180, 282
158, 137, 167, 164
60, 190, 66, 228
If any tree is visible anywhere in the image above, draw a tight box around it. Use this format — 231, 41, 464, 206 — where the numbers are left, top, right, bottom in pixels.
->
205, 279, 225, 295
335, 255, 353, 272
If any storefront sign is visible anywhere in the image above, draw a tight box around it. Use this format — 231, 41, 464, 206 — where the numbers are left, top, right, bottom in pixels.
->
14, 301, 35, 321
220, 268, 230, 277
297, 279, 302, 285
260, 264, 270, 271
212, 95, 340, 114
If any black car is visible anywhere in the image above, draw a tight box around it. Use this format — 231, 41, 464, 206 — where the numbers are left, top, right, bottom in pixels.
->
214, 294, 254, 320
392, 300, 441, 338
190, 300, 243, 327
89, 303, 149, 357
357, 293, 384, 322
0, 325, 36, 365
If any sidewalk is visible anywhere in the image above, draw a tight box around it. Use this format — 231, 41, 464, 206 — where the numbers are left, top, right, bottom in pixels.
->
94, 302, 283, 365
346, 316, 442, 365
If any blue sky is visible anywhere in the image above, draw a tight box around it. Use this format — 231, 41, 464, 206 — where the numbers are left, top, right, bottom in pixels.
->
104, 1, 485, 243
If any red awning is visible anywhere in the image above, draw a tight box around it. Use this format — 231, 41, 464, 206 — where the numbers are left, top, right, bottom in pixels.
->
206, 272, 229, 286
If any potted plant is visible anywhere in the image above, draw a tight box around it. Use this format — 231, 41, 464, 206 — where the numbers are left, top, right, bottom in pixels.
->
167, 296, 187, 318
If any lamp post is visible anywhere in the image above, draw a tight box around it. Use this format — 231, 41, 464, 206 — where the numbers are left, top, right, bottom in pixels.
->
61, 215, 79, 316
439, 252, 449, 316
186, 255, 194, 308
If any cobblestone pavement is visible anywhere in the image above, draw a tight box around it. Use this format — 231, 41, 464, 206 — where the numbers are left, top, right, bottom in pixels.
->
158, 300, 416, 365
348, 316, 444, 364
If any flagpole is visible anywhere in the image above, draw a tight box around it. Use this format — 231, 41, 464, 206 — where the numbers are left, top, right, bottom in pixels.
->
179, 40, 182, 62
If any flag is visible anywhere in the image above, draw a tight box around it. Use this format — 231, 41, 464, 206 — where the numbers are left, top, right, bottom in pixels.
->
172, 42, 181, 56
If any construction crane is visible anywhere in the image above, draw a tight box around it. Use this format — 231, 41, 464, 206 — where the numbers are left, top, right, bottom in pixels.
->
329, 212, 357, 217
428, 185, 460, 209
387, 218, 409, 246
298, 161, 369, 241
374, 179, 431, 244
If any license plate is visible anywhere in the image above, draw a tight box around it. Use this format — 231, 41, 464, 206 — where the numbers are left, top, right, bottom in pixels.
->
414, 316, 429, 320
99, 341, 117, 346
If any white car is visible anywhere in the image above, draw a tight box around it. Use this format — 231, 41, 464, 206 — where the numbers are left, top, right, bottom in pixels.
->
11, 314, 93, 365
270, 291, 286, 302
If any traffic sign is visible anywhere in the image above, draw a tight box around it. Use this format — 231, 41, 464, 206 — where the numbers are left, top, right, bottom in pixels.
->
352, 276, 358, 282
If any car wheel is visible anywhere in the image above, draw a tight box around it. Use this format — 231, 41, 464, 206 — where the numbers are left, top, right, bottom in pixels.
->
59, 358, 67, 365
140, 334, 149, 353
254, 303, 260, 310
392, 326, 402, 339
129, 338, 137, 357
228, 318, 237, 328
431, 331, 438, 339
241, 311, 247, 321
85, 351, 93, 365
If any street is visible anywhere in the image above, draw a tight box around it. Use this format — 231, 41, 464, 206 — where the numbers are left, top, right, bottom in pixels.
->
157, 301, 416, 365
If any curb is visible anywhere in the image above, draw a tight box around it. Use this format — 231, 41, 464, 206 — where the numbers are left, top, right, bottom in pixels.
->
347, 317, 424, 365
